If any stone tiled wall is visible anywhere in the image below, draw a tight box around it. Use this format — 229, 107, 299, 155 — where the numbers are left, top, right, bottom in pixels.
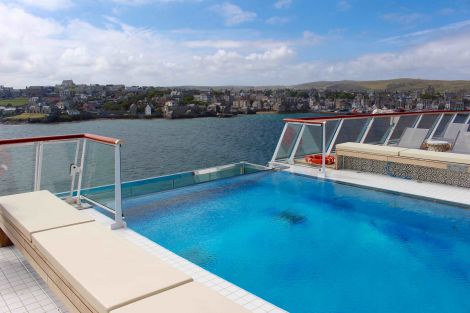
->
337, 155, 470, 188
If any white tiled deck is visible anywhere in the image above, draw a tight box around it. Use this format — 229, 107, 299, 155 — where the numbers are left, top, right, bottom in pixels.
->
0, 208, 286, 313
286, 164, 470, 207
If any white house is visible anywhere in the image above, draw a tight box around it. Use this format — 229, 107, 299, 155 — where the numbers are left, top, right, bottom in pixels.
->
144, 104, 152, 116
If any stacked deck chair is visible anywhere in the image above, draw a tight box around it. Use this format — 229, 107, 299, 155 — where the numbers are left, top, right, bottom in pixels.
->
452, 130, 470, 154
397, 127, 429, 149
0, 190, 249, 313
437, 123, 469, 146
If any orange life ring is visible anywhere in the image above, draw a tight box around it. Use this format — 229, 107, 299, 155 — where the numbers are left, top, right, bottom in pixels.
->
304, 154, 335, 165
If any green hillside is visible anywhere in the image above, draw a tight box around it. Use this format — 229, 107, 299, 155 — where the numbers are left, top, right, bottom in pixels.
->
293, 79, 470, 92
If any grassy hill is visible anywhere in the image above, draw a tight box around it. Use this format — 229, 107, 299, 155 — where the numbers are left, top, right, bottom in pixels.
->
0, 97, 28, 107
292, 79, 470, 92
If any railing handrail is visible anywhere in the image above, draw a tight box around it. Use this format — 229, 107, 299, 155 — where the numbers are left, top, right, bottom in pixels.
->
284, 109, 470, 125
0, 133, 122, 146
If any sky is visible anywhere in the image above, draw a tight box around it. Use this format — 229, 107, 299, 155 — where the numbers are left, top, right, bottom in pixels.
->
1, 0, 470, 87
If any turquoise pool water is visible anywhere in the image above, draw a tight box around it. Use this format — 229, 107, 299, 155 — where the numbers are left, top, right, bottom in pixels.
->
124, 171, 470, 313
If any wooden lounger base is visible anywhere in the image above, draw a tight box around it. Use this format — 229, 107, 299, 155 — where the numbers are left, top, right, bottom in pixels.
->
0, 217, 97, 313
0, 227, 12, 247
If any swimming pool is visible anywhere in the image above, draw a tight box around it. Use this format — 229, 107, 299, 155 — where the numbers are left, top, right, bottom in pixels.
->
124, 171, 470, 313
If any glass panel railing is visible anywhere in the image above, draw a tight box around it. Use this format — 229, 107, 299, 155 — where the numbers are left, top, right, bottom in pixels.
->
417, 114, 439, 137
0, 144, 36, 196
455, 113, 469, 124
364, 117, 394, 145
274, 123, 302, 161
40, 141, 78, 194
80, 140, 116, 210
387, 115, 419, 144
81, 162, 269, 200
294, 124, 323, 158
432, 114, 454, 138
332, 118, 369, 151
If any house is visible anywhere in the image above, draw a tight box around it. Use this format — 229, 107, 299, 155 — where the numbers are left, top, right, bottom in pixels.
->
144, 105, 152, 116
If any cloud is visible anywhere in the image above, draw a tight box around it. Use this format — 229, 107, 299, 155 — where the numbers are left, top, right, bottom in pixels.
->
1, 3, 470, 87
379, 19, 470, 44
337, 1, 351, 11
266, 16, 289, 25
110, 0, 201, 5
211, 2, 257, 26
274, 0, 292, 9
8, 0, 73, 10
382, 12, 428, 25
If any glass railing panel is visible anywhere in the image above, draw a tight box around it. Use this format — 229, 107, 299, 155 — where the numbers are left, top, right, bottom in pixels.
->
432, 114, 454, 138
364, 117, 394, 145
454, 113, 469, 124
274, 123, 302, 161
40, 141, 78, 194
81, 140, 116, 210
388, 115, 419, 144
0, 144, 36, 196
294, 124, 323, 158
331, 118, 369, 151
417, 114, 439, 136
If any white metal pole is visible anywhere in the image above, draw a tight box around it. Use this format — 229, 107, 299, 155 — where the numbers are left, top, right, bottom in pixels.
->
383, 116, 400, 146
70, 140, 80, 197
270, 123, 288, 164
360, 118, 374, 143
327, 119, 343, 155
111, 143, 126, 230
413, 114, 423, 128
288, 124, 306, 165
465, 114, 470, 124
320, 122, 326, 177
76, 139, 86, 205
34, 142, 40, 191
427, 113, 444, 140
36, 143, 43, 191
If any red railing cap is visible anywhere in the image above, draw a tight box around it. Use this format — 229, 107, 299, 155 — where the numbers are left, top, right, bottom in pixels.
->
283, 109, 470, 124
0, 133, 122, 146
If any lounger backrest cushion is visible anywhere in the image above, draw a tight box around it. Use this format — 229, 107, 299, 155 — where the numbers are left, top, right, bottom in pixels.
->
452, 131, 470, 154
397, 128, 429, 149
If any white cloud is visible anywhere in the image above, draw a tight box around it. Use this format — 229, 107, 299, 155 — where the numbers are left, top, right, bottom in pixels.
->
266, 16, 289, 25
9, 0, 73, 10
274, 0, 292, 9
211, 2, 256, 26
110, 0, 201, 5
337, 1, 351, 11
1, 3, 470, 87
382, 12, 428, 25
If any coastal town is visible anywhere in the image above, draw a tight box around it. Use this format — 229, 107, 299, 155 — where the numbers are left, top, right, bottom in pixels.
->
1, 79, 470, 123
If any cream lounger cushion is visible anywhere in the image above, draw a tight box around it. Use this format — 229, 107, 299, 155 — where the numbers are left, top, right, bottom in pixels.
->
32, 222, 192, 313
111, 282, 250, 313
336, 142, 408, 156
0, 190, 94, 241
399, 149, 470, 165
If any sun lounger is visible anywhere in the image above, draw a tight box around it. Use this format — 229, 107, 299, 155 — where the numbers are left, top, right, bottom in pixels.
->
111, 282, 250, 313
436, 123, 468, 145
0, 191, 250, 313
32, 222, 192, 313
397, 127, 429, 149
452, 131, 470, 154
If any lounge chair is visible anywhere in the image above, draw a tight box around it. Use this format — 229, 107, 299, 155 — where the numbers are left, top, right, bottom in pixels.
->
436, 123, 468, 146
452, 130, 470, 154
397, 128, 429, 149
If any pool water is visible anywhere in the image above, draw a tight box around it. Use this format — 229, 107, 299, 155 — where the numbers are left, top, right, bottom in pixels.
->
124, 171, 470, 313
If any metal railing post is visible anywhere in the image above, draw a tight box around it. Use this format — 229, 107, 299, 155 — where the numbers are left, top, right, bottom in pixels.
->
70, 140, 81, 197
288, 124, 306, 165
320, 122, 326, 178
111, 143, 126, 230
360, 118, 374, 143
427, 113, 444, 140
76, 139, 86, 205
270, 123, 288, 164
327, 119, 343, 155
383, 116, 400, 145
34, 142, 43, 191
413, 114, 423, 128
